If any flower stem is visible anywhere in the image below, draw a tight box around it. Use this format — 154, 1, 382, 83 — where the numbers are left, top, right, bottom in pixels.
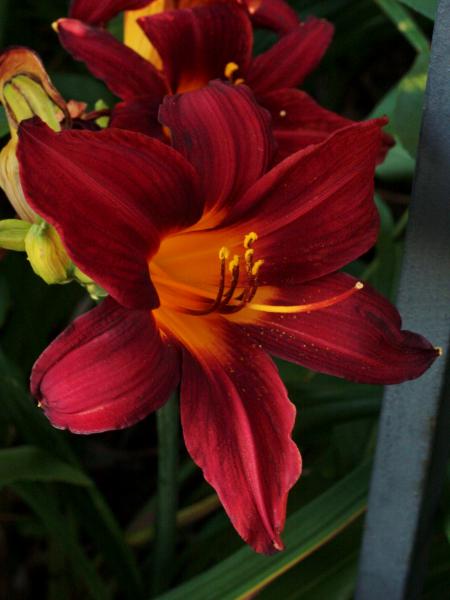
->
151, 392, 179, 596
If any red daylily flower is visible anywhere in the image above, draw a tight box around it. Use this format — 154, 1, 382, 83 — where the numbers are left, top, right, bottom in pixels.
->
56, 2, 388, 161
68, 0, 299, 35
17, 83, 436, 552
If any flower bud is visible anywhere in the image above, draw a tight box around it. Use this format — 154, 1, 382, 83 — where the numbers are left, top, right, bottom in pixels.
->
25, 221, 73, 284
0, 48, 69, 221
0, 218, 31, 251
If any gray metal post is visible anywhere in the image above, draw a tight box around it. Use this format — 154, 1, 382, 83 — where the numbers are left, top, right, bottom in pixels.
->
356, 2, 450, 598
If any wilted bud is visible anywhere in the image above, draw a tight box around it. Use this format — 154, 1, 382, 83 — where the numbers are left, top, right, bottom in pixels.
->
0, 218, 31, 250
0, 48, 67, 135
25, 221, 73, 284
0, 48, 69, 221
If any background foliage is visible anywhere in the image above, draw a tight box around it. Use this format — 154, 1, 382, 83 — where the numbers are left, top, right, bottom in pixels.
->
0, 0, 448, 598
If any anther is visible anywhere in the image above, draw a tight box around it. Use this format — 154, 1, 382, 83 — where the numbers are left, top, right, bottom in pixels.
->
228, 255, 240, 273
244, 248, 254, 265
244, 232, 258, 249
251, 259, 264, 276
224, 62, 239, 80
219, 246, 230, 260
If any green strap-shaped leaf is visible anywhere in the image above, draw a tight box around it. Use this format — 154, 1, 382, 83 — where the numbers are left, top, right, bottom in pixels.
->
13, 482, 111, 600
373, 0, 430, 54
158, 462, 371, 600
0, 352, 144, 600
393, 52, 429, 158
0, 445, 92, 486
397, 0, 438, 20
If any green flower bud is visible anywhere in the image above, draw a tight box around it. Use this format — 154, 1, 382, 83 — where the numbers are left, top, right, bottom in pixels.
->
0, 48, 69, 221
25, 221, 72, 284
0, 218, 31, 251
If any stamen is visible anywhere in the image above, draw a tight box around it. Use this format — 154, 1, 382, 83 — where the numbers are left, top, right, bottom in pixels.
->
224, 62, 245, 86
244, 248, 254, 266
183, 249, 228, 315
220, 257, 240, 307
228, 254, 240, 273
248, 282, 364, 314
244, 232, 258, 249
219, 246, 230, 260
224, 62, 239, 80
251, 259, 264, 276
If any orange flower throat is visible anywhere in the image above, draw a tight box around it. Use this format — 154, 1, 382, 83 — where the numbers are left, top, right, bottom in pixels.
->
149, 230, 364, 320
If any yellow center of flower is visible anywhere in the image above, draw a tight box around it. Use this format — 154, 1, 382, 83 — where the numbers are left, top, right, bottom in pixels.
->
155, 231, 365, 317
185, 232, 263, 315
149, 228, 365, 352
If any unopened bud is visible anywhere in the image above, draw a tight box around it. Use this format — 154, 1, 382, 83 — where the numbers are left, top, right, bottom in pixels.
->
3, 75, 60, 133
0, 218, 31, 251
25, 221, 72, 284
0, 139, 38, 221
0, 48, 69, 222
0, 48, 67, 134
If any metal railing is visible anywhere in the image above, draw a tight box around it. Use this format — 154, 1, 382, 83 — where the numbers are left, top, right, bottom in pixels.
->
356, 1, 450, 597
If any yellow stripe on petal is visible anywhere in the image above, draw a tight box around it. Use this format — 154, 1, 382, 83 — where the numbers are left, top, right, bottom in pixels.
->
124, 0, 169, 68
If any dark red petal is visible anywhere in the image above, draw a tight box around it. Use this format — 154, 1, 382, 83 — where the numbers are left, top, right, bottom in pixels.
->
69, 0, 151, 24
247, 18, 334, 95
262, 89, 394, 164
111, 97, 164, 138
225, 120, 384, 284
180, 319, 301, 553
139, 3, 253, 93
159, 81, 274, 220
247, 0, 299, 34
261, 88, 355, 160
18, 120, 201, 309
238, 273, 438, 384
32, 297, 180, 433
57, 18, 167, 101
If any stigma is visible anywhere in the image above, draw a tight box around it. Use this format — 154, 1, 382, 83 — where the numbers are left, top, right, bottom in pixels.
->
184, 233, 364, 317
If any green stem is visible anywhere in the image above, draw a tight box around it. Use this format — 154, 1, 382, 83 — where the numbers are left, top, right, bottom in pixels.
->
151, 392, 179, 596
